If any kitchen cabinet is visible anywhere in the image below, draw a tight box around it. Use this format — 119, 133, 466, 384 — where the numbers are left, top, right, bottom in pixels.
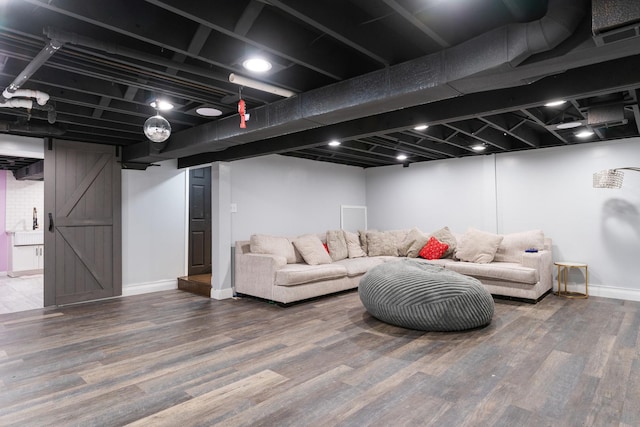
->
7, 231, 44, 277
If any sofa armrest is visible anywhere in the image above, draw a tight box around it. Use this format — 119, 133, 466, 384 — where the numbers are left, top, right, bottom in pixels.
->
522, 250, 553, 289
234, 252, 287, 300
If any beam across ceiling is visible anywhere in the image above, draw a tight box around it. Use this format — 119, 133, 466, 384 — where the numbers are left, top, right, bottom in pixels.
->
177, 54, 640, 168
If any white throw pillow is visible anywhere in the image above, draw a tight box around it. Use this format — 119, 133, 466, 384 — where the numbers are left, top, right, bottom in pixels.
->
326, 230, 349, 261
454, 228, 503, 264
292, 234, 333, 265
343, 230, 367, 258
400, 227, 429, 258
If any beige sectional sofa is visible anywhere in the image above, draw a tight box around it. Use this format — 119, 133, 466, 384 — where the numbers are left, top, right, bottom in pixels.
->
234, 227, 553, 305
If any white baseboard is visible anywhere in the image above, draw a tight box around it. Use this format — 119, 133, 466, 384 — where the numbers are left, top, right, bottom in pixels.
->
123, 279, 178, 296
554, 283, 640, 302
211, 287, 234, 300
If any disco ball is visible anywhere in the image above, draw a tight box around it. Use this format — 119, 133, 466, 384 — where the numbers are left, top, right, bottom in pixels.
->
143, 114, 171, 143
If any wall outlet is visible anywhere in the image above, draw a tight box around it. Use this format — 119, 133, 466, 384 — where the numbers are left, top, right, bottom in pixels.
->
230, 203, 237, 213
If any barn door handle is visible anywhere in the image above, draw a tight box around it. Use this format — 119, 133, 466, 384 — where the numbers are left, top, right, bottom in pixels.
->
48, 213, 54, 232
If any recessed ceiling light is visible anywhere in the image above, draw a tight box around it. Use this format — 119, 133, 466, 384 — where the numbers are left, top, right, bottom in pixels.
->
242, 57, 272, 73
576, 130, 594, 138
328, 140, 341, 147
195, 107, 223, 117
413, 124, 428, 131
396, 154, 408, 161
544, 100, 567, 107
471, 143, 487, 151
150, 99, 174, 111
556, 121, 582, 129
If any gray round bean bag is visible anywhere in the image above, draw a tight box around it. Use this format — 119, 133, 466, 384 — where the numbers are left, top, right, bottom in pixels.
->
359, 259, 494, 331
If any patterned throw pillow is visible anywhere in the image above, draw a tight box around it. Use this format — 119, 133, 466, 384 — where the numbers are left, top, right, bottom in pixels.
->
419, 236, 449, 260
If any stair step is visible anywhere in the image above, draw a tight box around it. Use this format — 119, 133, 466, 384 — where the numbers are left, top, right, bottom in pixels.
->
178, 274, 212, 298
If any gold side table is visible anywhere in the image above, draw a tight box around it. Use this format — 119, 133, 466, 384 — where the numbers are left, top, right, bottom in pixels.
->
554, 261, 588, 298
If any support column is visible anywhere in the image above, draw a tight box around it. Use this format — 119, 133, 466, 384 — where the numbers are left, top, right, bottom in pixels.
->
210, 161, 233, 299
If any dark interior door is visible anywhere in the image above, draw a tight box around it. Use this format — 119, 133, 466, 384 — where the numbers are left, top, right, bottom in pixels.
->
43, 139, 122, 306
188, 167, 212, 275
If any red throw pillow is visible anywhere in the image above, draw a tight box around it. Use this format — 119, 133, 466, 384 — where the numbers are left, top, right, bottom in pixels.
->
419, 236, 449, 260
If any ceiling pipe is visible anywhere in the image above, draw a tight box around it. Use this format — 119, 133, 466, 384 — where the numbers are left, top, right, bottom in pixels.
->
1, 38, 62, 100
229, 73, 296, 98
43, 27, 231, 85
0, 121, 66, 136
0, 97, 57, 124
1, 89, 50, 106
0, 99, 36, 109
0, 37, 62, 124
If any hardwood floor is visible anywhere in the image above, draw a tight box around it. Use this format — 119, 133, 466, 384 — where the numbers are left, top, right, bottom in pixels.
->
1, 289, 639, 426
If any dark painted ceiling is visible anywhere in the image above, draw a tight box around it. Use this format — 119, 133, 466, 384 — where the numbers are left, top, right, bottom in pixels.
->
0, 0, 639, 169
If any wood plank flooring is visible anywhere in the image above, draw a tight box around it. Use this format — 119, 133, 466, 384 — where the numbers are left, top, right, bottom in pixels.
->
1, 289, 639, 426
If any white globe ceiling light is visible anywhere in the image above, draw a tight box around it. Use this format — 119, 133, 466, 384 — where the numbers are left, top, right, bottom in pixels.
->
328, 140, 341, 147
544, 100, 566, 107
143, 114, 171, 142
576, 130, 594, 138
242, 57, 272, 73
471, 143, 487, 151
555, 121, 582, 129
196, 107, 223, 117
396, 154, 408, 161
413, 124, 429, 131
150, 99, 174, 111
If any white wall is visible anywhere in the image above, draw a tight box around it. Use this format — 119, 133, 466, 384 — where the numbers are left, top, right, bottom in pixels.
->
365, 137, 640, 299
121, 159, 187, 295
230, 155, 367, 241
5, 172, 44, 232
495, 139, 640, 296
366, 155, 497, 232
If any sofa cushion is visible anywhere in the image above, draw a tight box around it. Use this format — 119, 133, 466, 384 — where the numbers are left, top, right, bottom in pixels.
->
275, 264, 348, 286
292, 234, 333, 265
430, 226, 457, 259
358, 229, 372, 255
494, 230, 545, 263
401, 227, 429, 258
250, 234, 298, 264
344, 230, 367, 258
334, 257, 387, 277
387, 229, 410, 256
419, 236, 449, 260
366, 231, 399, 257
326, 230, 349, 261
455, 228, 503, 264
445, 261, 538, 285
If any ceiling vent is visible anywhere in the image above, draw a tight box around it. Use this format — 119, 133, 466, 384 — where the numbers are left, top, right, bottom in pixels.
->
592, 0, 640, 46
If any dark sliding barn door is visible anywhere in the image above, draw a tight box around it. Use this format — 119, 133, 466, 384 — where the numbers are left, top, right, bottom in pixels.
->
188, 167, 212, 275
44, 140, 122, 306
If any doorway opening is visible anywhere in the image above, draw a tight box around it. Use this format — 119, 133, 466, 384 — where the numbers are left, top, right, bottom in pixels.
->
178, 166, 212, 297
